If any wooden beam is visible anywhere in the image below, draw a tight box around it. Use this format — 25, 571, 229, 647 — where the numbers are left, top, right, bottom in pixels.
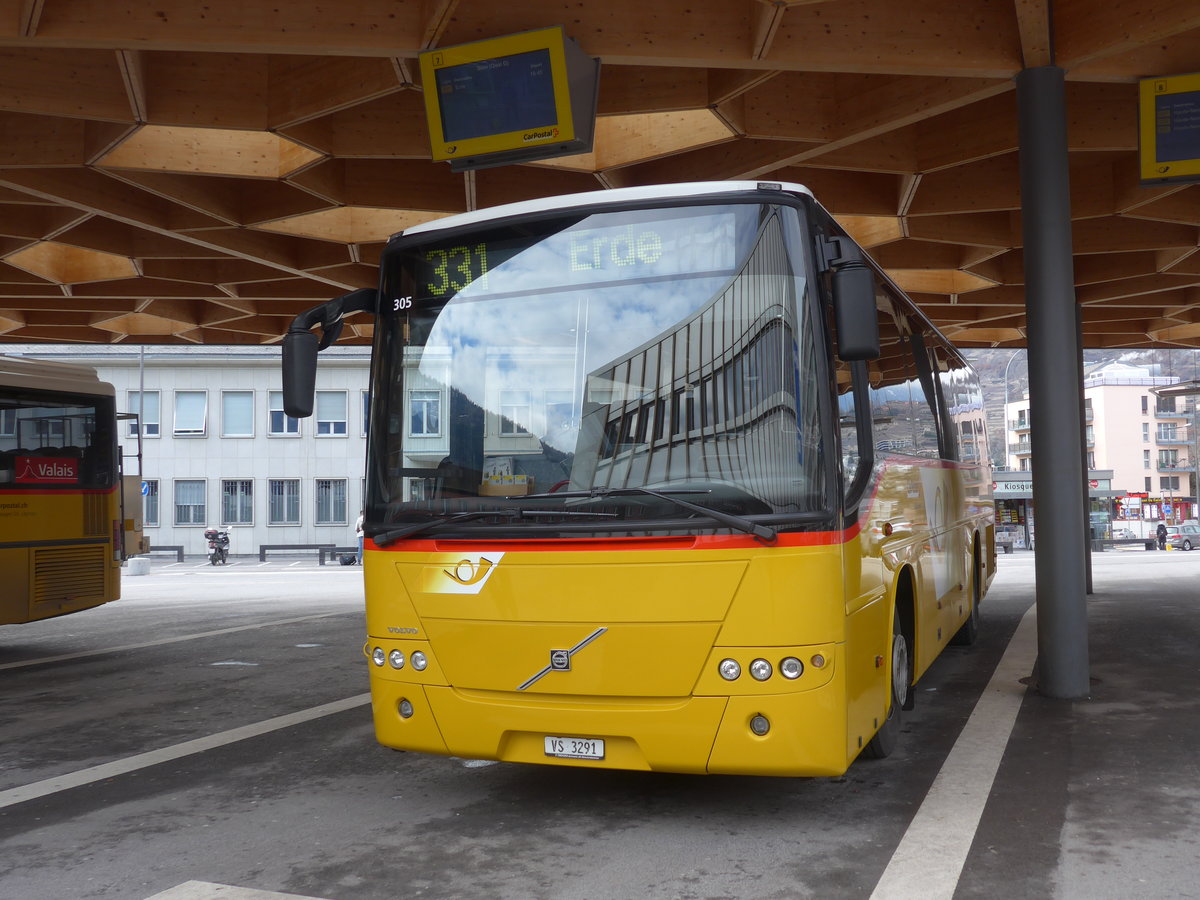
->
708, 68, 779, 106
267, 55, 403, 129
277, 90, 430, 158
740, 72, 837, 141
20, 0, 45, 37
1055, 0, 1200, 70
0, 48, 132, 122
1072, 216, 1199, 254
117, 49, 147, 122
905, 212, 1020, 248
751, 1, 787, 60
421, 0, 460, 50
1013, 0, 1053, 68
606, 137, 821, 186
764, 0, 1024, 77
907, 154, 1021, 215
598, 67, 709, 116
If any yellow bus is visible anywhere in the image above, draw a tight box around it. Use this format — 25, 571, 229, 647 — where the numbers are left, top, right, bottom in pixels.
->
283, 181, 995, 776
0, 355, 144, 625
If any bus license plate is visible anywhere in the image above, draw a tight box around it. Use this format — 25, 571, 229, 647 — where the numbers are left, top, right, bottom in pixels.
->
544, 736, 605, 760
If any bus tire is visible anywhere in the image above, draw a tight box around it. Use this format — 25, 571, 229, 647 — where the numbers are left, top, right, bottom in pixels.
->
863, 606, 910, 760
950, 547, 982, 647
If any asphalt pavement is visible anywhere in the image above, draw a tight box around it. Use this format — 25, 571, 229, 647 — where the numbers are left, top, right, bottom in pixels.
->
0, 548, 1197, 899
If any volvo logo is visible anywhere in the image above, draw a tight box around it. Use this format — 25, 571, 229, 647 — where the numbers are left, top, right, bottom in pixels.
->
518, 627, 608, 691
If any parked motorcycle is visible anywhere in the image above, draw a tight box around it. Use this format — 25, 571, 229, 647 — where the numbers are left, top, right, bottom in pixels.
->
204, 527, 230, 565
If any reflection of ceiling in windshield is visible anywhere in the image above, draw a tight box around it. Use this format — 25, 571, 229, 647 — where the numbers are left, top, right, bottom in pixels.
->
419, 208, 753, 412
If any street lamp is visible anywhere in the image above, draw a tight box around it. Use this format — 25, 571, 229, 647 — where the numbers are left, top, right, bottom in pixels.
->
1002, 349, 1025, 470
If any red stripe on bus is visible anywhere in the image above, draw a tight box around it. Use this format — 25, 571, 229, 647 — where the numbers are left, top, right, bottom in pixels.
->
368, 524, 861, 554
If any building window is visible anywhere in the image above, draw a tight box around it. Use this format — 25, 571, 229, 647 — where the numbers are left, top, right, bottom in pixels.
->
1143, 422, 1150, 442
1144, 450, 1151, 469
174, 479, 206, 525
221, 479, 253, 525
1087, 451, 1095, 469
1141, 395, 1149, 414
410, 390, 441, 436
316, 478, 347, 524
362, 390, 370, 436
127, 391, 160, 437
174, 391, 207, 436
1159, 450, 1179, 469
1145, 476, 1152, 492
268, 391, 300, 436
500, 390, 531, 434
1161, 476, 1180, 491
315, 391, 347, 436
268, 479, 300, 525
222, 391, 254, 437
143, 479, 159, 527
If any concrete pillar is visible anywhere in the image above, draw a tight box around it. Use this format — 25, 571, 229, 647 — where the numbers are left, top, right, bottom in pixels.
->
1016, 66, 1091, 698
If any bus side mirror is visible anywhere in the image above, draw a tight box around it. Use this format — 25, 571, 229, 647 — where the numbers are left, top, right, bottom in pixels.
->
832, 263, 880, 361
282, 330, 319, 418
280, 288, 378, 418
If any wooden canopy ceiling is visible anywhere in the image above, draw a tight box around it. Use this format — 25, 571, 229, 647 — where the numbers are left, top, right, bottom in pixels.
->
2, 1, 1200, 348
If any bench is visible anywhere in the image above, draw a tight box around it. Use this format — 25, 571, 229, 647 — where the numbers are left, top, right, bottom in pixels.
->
149, 544, 184, 562
995, 540, 1014, 554
1091, 538, 1156, 552
319, 546, 359, 566
258, 543, 335, 562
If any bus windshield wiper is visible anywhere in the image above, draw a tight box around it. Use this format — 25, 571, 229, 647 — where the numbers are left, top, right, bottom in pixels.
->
372, 508, 618, 547
524, 486, 777, 543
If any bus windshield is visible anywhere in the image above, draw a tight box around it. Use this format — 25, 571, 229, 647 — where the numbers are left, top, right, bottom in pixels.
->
369, 200, 829, 538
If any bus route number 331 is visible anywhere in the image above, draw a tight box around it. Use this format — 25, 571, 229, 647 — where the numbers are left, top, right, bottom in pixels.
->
545, 736, 605, 760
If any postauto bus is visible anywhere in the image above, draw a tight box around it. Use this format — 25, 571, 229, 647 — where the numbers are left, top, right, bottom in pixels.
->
282, 181, 995, 776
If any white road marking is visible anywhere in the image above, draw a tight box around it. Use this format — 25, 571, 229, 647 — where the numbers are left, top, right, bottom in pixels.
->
0, 612, 348, 671
0, 693, 370, 810
869, 604, 1038, 900
145, 879, 334, 899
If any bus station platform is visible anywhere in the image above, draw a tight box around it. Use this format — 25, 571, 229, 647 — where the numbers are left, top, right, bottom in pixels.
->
929, 548, 1200, 900
2, 550, 1199, 899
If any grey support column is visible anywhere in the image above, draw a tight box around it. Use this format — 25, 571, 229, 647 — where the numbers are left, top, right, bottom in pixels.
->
1016, 66, 1091, 698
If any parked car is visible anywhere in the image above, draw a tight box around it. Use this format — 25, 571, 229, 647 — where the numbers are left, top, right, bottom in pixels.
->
1168, 524, 1200, 551
1112, 528, 1137, 540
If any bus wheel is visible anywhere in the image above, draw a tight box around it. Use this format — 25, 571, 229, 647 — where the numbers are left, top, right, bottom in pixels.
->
950, 551, 982, 647
863, 607, 910, 760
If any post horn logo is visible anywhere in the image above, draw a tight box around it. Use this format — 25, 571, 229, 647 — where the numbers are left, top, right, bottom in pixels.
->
444, 557, 493, 586
435, 552, 504, 593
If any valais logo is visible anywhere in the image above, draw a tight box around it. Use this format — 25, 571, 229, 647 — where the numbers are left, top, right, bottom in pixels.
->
16, 456, 78, 484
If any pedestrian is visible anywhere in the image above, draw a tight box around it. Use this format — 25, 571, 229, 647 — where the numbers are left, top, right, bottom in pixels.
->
1157, 521, 1167, 550
355, 509, 365, 564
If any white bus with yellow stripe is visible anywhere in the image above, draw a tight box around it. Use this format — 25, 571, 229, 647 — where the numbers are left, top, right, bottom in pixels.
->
284, 181, 995, 776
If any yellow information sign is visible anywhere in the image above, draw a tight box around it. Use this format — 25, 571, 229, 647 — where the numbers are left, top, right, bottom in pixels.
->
419, 27, 598, 171
1139, 72, 1200, 186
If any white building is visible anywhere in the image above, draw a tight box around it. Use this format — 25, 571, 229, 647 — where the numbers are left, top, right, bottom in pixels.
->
12, 345, 370, 558
1005, 362, 1198, 524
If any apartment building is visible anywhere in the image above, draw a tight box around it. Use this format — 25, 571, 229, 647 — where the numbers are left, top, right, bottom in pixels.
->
1005, 362, 1198, 524
12, 344, 370, 557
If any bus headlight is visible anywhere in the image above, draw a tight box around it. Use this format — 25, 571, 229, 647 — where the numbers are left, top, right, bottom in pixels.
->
388, 650, 405, 669
780, 657, 803, 679
371, 647, 386, 667
749, 658, 773, 681
411, 651, 428, 671
719, 658, 741, 681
